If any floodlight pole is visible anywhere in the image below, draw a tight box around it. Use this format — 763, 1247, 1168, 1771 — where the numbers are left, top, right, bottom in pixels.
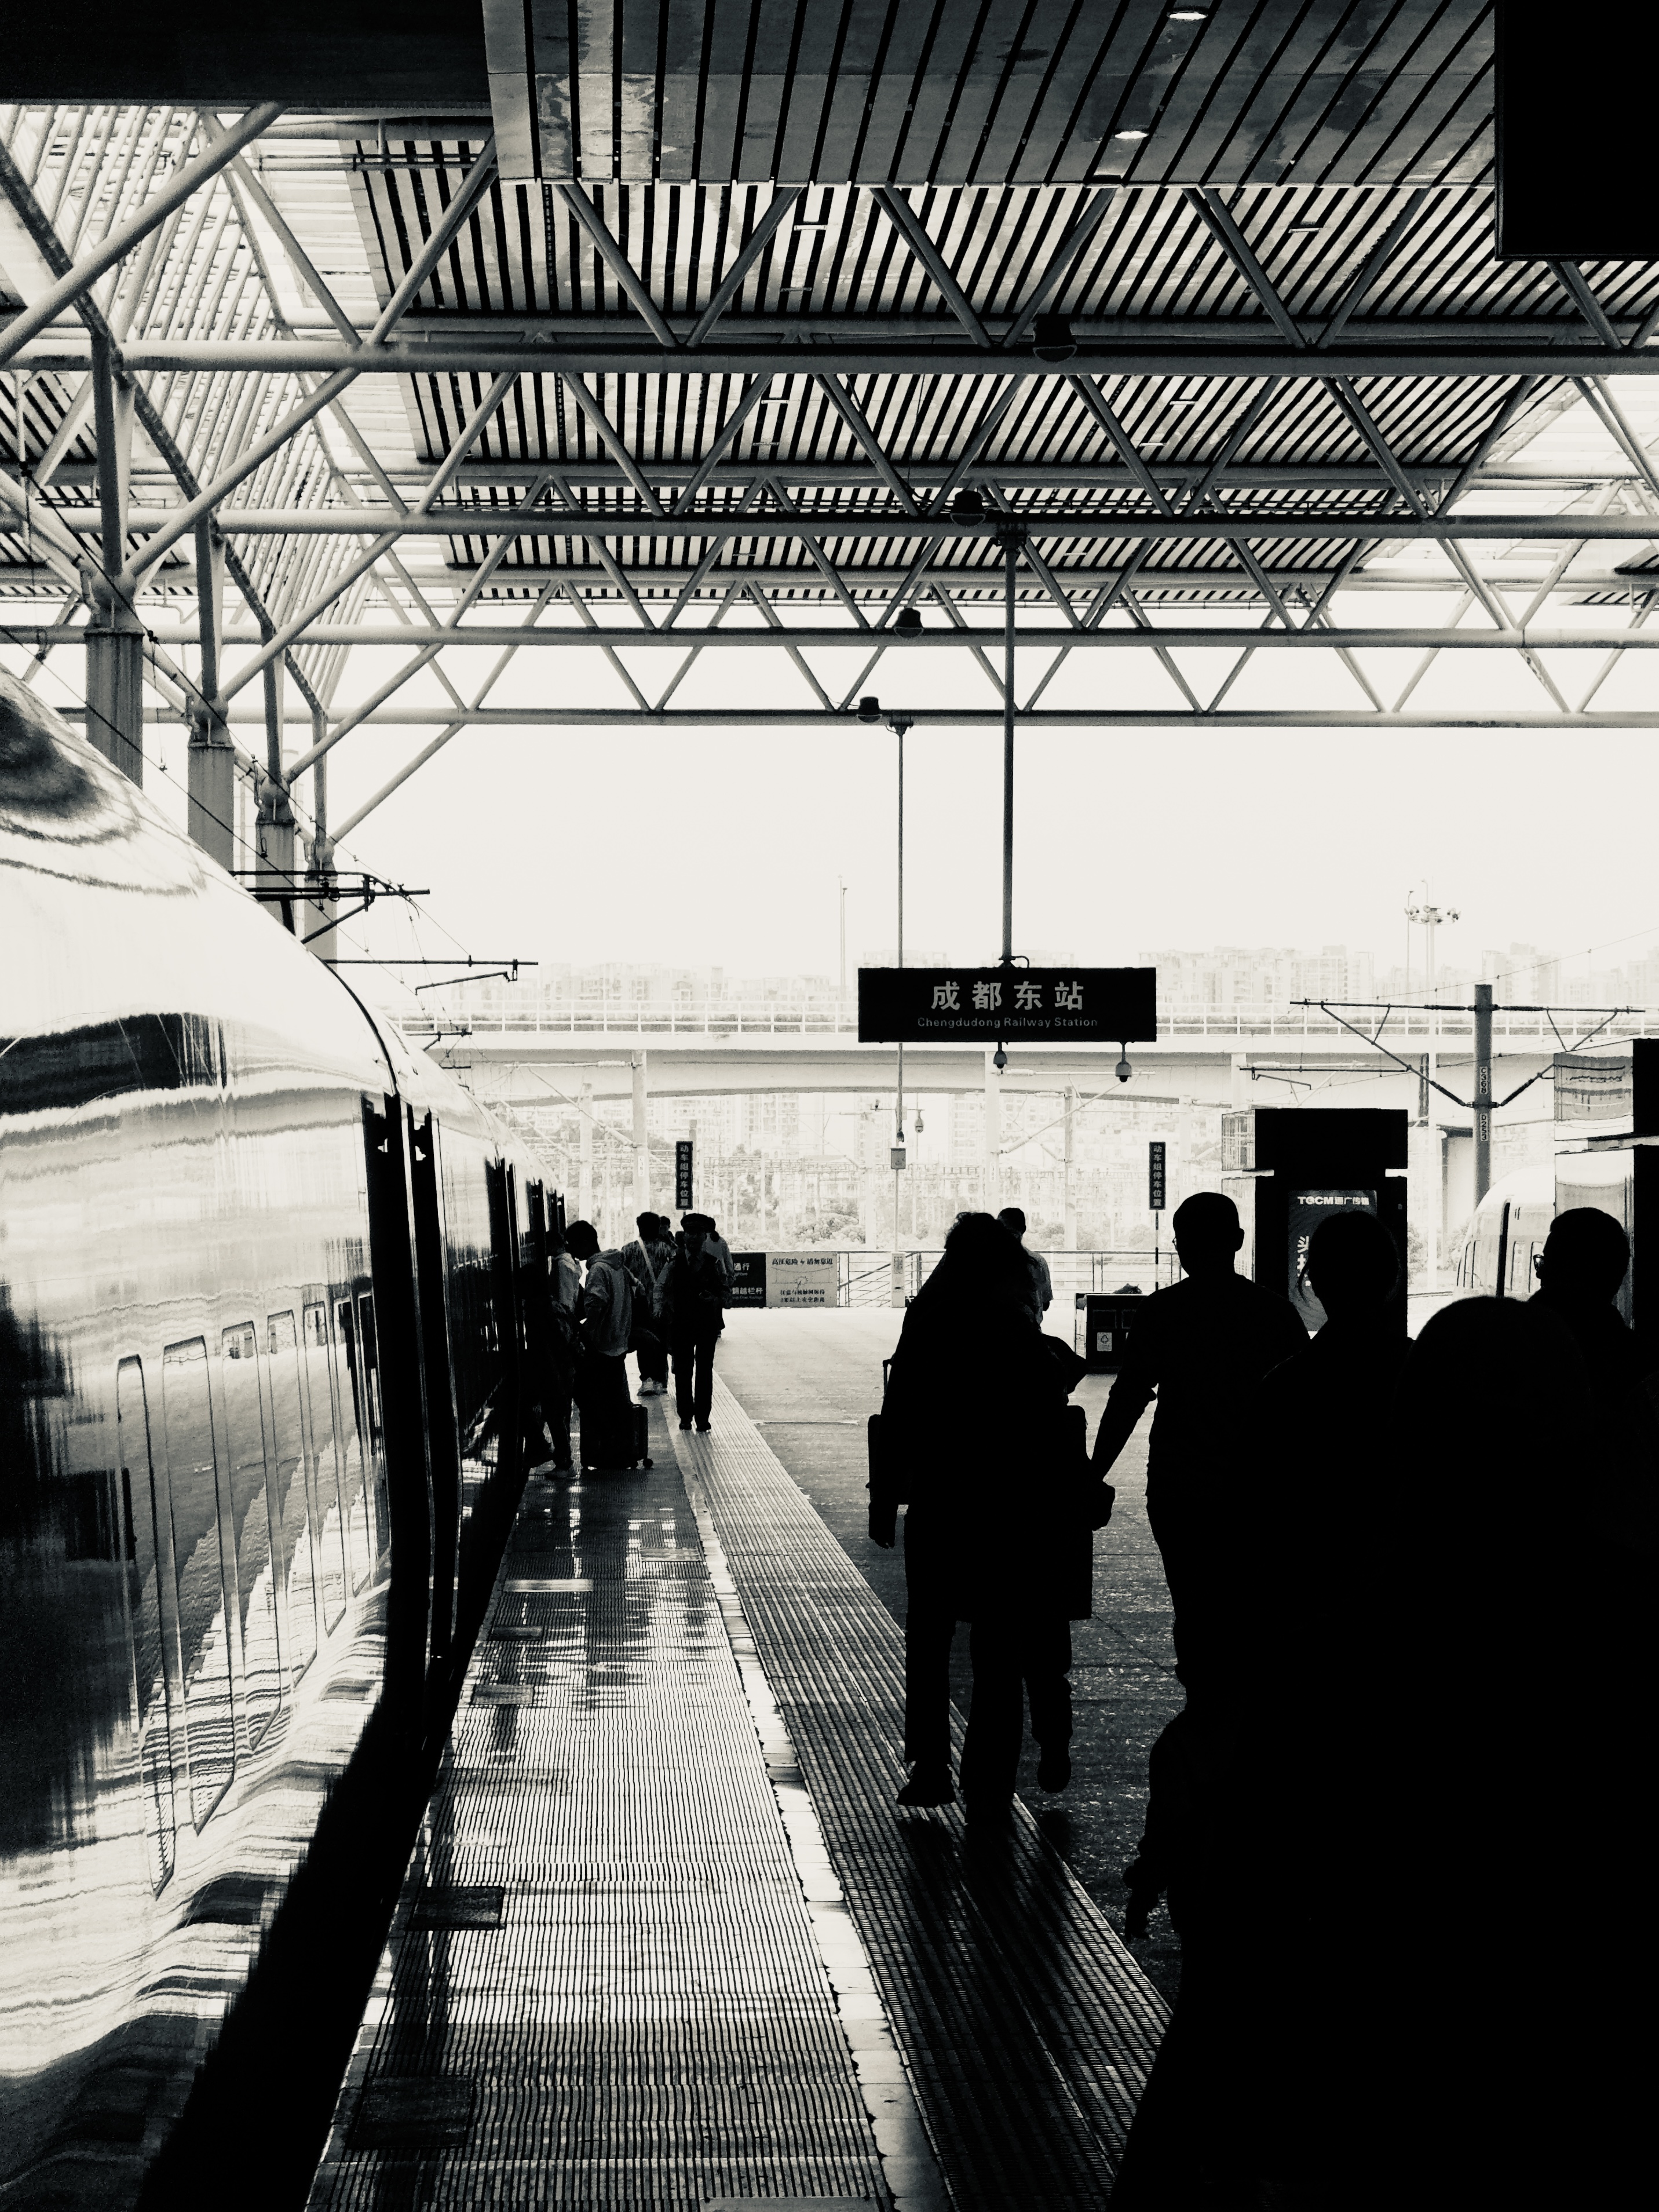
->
1473, 981, 1493, 1204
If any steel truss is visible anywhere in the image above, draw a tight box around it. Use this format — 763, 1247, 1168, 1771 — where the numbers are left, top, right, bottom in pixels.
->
5, 98, 1659, 862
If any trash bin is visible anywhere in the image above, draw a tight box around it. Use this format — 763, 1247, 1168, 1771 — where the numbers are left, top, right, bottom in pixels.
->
1074, 1290, 1143, 1374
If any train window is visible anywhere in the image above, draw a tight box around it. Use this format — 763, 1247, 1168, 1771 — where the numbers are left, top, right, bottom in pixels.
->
356, 1293, 391, 1567
220, 1325, 283, 1750
300, 1305, 348, 1632
116, 1360, 176, 1895
266, 1315, 317, 1682
334, 1298, 373, 1592
161, 1339, 236, 1828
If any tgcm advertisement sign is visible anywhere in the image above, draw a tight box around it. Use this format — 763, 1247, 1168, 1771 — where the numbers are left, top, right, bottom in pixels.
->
858, 967, 1157, 1045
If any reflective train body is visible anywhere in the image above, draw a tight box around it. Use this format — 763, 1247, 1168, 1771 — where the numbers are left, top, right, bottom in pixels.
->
1455, 1149, 1643, 1330
0, 678, 545, 2202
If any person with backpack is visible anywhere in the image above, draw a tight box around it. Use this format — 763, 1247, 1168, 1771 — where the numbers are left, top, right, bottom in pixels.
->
567, 1220, 634, 1466
662, 1217, 728, 1431
621, 1211, 671, 1395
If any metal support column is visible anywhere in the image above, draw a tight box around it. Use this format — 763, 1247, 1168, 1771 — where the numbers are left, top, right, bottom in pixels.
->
632, 1054, 649, 1217
997, 525, 1023, 965
255, 656, 295, 929
1473, 981, 1493, 1206
85, 334, 144, 783
983, 1047, 1002, 1214
187, 517, 235, 866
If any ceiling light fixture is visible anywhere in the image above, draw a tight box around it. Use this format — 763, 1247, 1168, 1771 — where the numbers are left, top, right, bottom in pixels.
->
1168, 9, 1208, 19
1114, 129, 1150, 141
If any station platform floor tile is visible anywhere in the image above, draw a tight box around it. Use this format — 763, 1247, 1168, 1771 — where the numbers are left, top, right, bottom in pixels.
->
309, 1377, 1168, 2210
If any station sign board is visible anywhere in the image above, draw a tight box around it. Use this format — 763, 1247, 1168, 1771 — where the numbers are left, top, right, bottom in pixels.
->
675, 1139, 694, 1209
765, 1253, 838, 1308
858, 967, 1157, 1046
725, 1253, 839, 1308
1148, 1140, 1167, 1213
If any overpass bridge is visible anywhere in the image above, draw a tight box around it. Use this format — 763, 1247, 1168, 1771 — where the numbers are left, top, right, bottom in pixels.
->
414, 1008, 1647, 1109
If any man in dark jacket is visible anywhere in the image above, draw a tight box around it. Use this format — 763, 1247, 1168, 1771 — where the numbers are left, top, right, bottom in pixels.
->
1531, 1206, 1646, 1410
876, 1212, 1112, 1813
662, 1218, 726, 1431
1090, 1189, 1306, 1695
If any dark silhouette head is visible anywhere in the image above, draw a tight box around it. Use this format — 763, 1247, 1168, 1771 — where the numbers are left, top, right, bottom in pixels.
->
997, 1206, 1028, 1238
1172, 1192, 1244, 1279
566, 1220, 600, 1260
1305, 1209, 1401, 1321
636, 1211, 656, 1236
1536, 1207, 1630, 1306
1397, 1297, 1585, 1547
547, 1217, 569, 1255
941, 1210, 1038, 1310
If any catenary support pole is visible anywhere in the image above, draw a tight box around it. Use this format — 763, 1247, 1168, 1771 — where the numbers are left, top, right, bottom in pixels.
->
579, 1083, 594, 1225
893, 723, 905, 1306
632, 1054, 649, 1218
305, 708, 338, 957
1473, 981, 1493, 1207
1064, 1086, 1078, 1251
984, 1048, 1002, 1214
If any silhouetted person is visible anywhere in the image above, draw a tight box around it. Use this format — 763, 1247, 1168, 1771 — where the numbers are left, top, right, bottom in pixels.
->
997, 1204, 1053, 1318
544, 1221, 578, 1470
621, 1211, 671, 1396
1116, 1291, 1652, 2209
1090, 1190, 1306, 1693
663, 1218, 725, 1430
518, 1258, 561, 1469
568, 1220, 634, 1464
1532, 1204, 1645, 1410
876, 1211, 1109, 1812
1121, 1209, 1408, 1933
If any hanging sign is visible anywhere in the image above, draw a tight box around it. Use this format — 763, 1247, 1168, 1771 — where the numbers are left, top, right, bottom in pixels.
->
858, 967, 1157, 1045
675, 1139, 694, 1209
1148, 1140, 1167, 1212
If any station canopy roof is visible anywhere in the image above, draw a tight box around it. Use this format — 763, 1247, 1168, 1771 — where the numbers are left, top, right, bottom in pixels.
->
3, 0, 1658, 836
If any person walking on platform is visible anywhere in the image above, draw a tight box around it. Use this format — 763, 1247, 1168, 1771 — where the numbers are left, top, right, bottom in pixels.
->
544, 1220, 579, 1472
518, 1258, 562, 1470
567, 1220, 634, 1466
697, 1214, 736, 1305
875, 1211, 1110, 1813
663, 1217, 726, 1432
1089, 1190, 1306, 1696
997, 1205, 1053, 1319
622, 1211, 671, 1396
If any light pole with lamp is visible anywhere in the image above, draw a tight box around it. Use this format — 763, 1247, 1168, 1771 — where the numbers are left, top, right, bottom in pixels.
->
860, 693, 915, 1303
1406, 892, 1459, 1287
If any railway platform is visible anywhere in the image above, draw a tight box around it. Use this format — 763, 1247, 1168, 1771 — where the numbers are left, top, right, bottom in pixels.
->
308, 1346, 1169, 2210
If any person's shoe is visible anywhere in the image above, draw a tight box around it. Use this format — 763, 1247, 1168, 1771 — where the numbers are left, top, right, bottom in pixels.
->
695, 1420, 711, 1432
896, 1765, 954, 1808
963, 1791, 1014, 1825
1037, 1749, 1072, 1793
679, 1418, 692, 1431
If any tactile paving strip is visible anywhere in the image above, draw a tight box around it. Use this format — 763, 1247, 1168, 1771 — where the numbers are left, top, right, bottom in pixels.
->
308, 1446, 892, 2210
674, 1378, 1170, 2211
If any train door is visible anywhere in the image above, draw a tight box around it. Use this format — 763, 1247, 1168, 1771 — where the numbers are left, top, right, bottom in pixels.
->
116, 1360, 178, 1893
410, 1109, 463, 1663
333, 1295, 374, 1592
361, 1093, 435, 1715
265, 1312, 319, 1682
485, 1156, 522, 1469
160, 1338, 236, 1828
219, 1323, 283, 1749
300, 1302, 349, 1631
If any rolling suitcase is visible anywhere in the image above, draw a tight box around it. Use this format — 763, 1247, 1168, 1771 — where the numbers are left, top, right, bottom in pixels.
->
580, 1399, 654, 1472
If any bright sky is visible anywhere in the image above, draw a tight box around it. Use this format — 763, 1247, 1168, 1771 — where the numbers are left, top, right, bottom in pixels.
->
12, 386, 1659, 1002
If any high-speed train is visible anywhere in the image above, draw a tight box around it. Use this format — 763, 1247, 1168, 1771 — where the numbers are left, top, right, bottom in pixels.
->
1453, 1152, 1641, 1325
1, 673, 550, 2202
